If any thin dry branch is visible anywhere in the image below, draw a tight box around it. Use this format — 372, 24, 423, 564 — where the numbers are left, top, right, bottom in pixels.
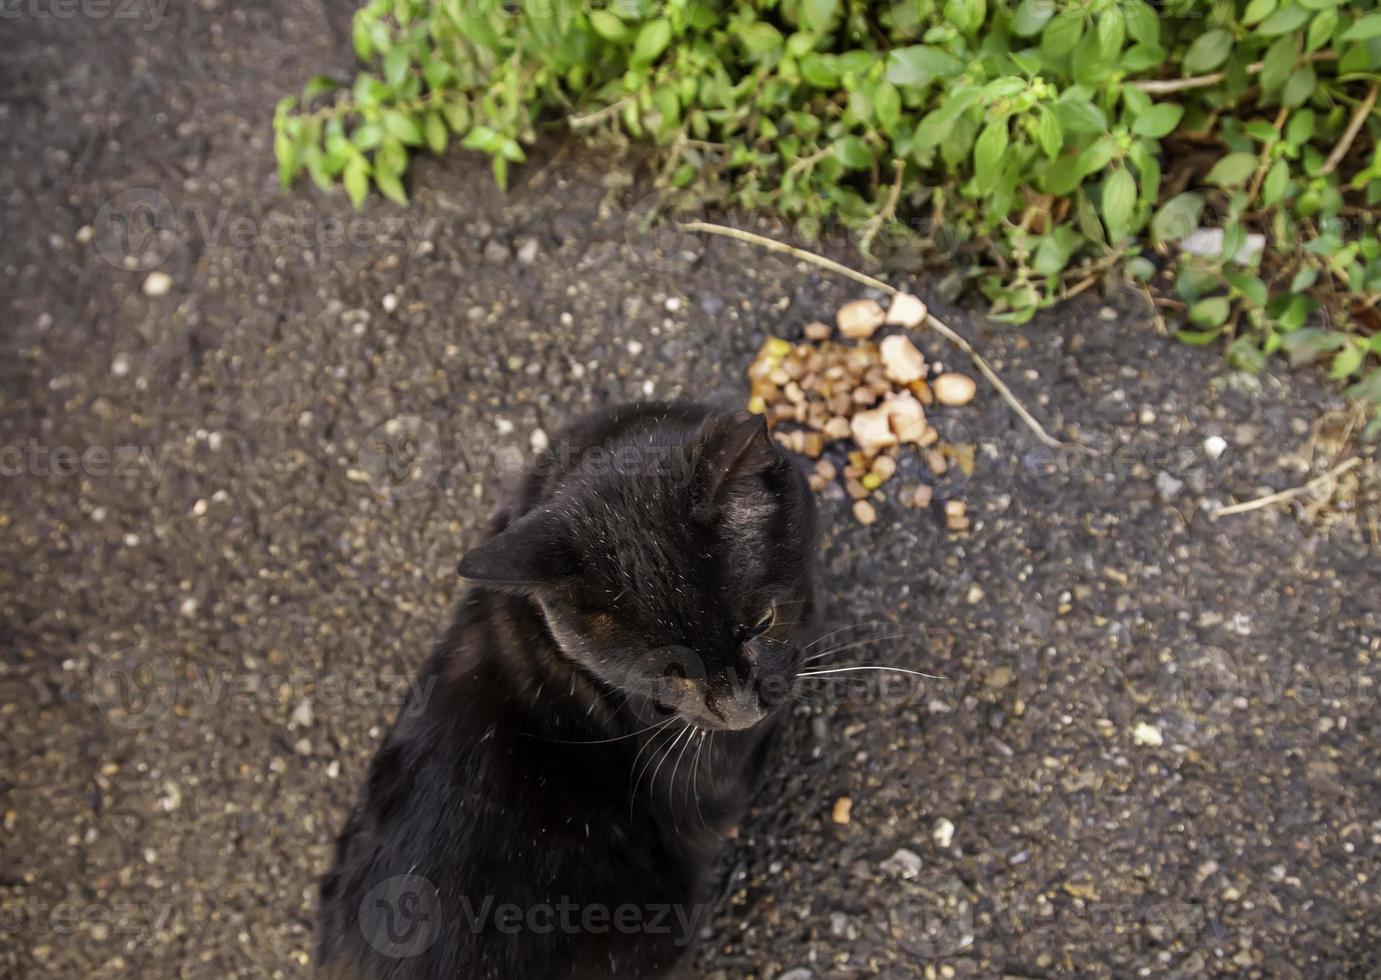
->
1212, 457, 1362, 518
1131, 51, 1336, 94
676, 219, 1076, 451
1322, 83, 1379, 177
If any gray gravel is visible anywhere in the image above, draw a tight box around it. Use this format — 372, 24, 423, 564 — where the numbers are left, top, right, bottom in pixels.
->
2, 3, 1380, 979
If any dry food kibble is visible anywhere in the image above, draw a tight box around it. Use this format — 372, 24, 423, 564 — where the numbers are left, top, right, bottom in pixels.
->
850, 406, 898, 452
880, 334, 926, 384
745, 293, 978, 532
932, 372, 977, 406
882, 392, 927, 443
836, 299, 885, 339
885, 292, 927, 328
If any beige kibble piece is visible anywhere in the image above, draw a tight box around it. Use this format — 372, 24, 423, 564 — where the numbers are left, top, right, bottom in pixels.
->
932, 372, 977, 406
814, 458, 837, 481
850, 406, 898, 451
944, 499, 966, 518
879, 334, 926, 384
885, 292, 928, 328
852, 500, 877, 525
947, 515, 971, 532
883, 392, 927, 443
912, 484, 934, 509
836, 299, 885, 339
926, 448, 949, 476
831, 795, 853, 824
871, 455, 897, 481
804, 321, 833, 341
824, 416, 852, 441
845, 478, 869, 500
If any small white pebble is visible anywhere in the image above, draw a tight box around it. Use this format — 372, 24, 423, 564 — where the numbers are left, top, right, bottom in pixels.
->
627, 340, 644, 356
142, 271, 172, 297
178, 597, 198, 617
110, 354, 131, 377
1204, 435, 1228, 460
75, 225, 94, 245
192, 499, 207, 516
1132, 721, 1164, 747
381, 294, 398, 313
495, 418, 515, 435
641, 379, 655, 396
530, 428, 549, 453
664, 297, 682, 313
932, 817, 955, 848
123, 533, 140, 547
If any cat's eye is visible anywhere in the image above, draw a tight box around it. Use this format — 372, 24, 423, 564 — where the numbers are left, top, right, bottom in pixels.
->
744, 605, 776, 639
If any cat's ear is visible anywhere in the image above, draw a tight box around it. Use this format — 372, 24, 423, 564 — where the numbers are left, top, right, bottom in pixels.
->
456, 508, 576, 589
689, 410, 780, 509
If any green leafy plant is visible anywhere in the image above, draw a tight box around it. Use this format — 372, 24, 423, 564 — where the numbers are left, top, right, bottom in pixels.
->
276, 0, 1381, 434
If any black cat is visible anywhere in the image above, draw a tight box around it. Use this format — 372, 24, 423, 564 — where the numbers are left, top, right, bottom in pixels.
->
317, 402, 818, 979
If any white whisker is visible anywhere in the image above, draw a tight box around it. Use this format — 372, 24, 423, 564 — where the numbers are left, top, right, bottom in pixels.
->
797, 665, 945, 680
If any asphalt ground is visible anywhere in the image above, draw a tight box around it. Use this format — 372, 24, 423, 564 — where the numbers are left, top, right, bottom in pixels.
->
2, 2, 1379, 977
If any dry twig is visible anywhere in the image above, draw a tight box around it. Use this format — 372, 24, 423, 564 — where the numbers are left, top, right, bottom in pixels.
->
1212, 457, 1362, 518
1322, 83, 1379, 177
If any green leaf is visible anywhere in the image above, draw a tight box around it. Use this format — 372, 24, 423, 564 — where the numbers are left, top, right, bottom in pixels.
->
1055, 96, 1106, 134
632, 18, 673, 67
343, 155, 369, 209
1042, 10, 1085, 58
1131, 103, 1183, 138
1307, 9, 1338, 51
1176, 328, 1224, 345
375, 170, 409, 206
424, 112, 448, 155
800, 0, 839, 33
973, 120, 1008, 193
588, 10, 628, 41
1261, 158, 1290, 204
736, 21, 783, 56
1242, 0, 1278, 26
1286, 109, 1316, 144
303, 75, 342, 100
1096, 8, 1125, 59
1189, 296, 1231, 327
1329, 342, 1365, 378
1184, 29, 1233, 73
1035, 105, 1062, 159
383, 110, 424, 146
1102, 167, 1136, 241
1152, 192, 1204, 243
886, 46, 963, 88
1282, 65, 1316, 107
1205, 152, 1259, 187
1340, 12, 1381, 41
1013, 0, 1055, 37
1258, 3, 1311, 35
1260, 35, 1299, 94
831, 136, 873, 169
1125, 0, 1159, 45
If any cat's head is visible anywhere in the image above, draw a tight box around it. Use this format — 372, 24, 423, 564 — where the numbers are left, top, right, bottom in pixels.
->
458, 409, 816, 731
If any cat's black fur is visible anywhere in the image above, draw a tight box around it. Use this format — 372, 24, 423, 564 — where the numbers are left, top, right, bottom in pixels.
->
316, 402, 818, 979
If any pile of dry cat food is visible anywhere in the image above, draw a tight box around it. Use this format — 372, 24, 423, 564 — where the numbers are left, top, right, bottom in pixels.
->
747, 294, 976, 532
